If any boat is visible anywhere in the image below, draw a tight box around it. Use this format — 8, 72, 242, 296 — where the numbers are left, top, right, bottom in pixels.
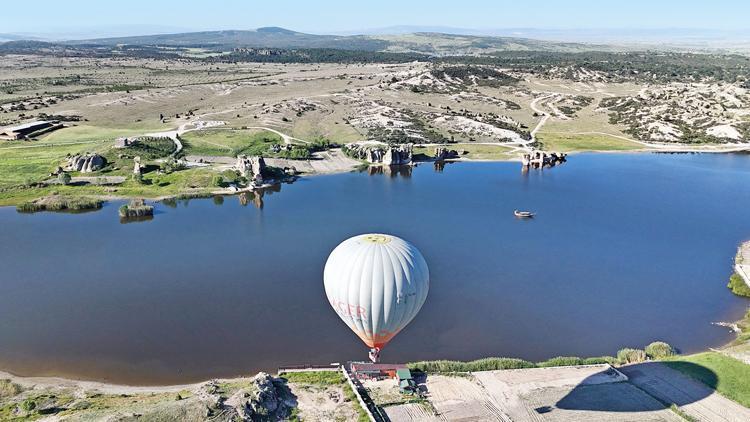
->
514, 210, 535, 218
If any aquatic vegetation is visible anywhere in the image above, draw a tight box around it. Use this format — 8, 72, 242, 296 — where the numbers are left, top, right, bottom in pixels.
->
16, 195, 103, 213
119, 198, 154, 218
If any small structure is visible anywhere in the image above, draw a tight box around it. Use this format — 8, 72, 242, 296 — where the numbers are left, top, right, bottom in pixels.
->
114, 137, 135, 148
0, 120, 63, 140
349, 362, 408, 381
396, 368, 417, 394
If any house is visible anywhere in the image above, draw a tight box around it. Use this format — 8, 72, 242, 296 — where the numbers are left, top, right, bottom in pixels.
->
0, 120, 62, 140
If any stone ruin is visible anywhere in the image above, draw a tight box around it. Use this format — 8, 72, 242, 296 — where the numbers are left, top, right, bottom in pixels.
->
346, 143, 413, 165
66, 153, 106, 173
521, 150, 567, 169
236, 155, 268, 185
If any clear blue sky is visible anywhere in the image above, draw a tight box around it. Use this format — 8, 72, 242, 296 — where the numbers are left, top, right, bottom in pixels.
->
4, 0, 749, 34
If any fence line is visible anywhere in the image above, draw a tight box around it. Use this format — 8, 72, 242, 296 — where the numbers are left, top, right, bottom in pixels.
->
341, 365, 387, 422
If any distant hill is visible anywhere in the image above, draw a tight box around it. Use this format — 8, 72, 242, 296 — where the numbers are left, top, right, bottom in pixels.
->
62, 26, 616, 55
66, 27, 390, 51
0, 33, 42, 43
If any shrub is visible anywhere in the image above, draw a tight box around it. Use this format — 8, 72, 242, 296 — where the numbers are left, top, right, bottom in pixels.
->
161, 157, 185, 174
408, 357, 535, 373
58, 172, 71, 185
582, 356, 618, 365
0, 379, 22, 398
278, 146, 312, 160
645, 341, 676, 359
20, 399, 36, 412
537, 356, 584, 367
617, 348, 647, 364
211, 174, 224, 187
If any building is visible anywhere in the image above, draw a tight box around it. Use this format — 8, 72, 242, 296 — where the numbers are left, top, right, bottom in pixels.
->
396, 368, 417, 394
349, 362, 408, 381
0, 120, 62, 140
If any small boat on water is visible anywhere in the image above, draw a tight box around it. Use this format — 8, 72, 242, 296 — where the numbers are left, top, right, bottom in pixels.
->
514, 210, 535, 218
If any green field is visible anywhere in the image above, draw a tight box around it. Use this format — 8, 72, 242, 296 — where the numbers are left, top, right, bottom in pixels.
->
413, 143, 515, 160
537, 132, 645, 152
281, 371, 345, 385
180, 129, 283, 156
40, 126, 150, 143
664, 352, 750, 408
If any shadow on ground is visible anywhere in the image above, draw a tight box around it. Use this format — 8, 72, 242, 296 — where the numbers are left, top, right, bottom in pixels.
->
555, 361, 716, 412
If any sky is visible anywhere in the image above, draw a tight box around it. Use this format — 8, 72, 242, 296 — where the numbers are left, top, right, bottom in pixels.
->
3, 0, 750, 37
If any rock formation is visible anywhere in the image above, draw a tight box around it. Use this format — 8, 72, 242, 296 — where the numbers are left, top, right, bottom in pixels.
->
66, 154, 106, 173
236, 155, 267, 185
346, 143, 413, 165
133, 156, 143, 176
521, 150, 567, 169
223, 372, 294, 420
434, 147, 459, 161
114, 137, 134, 148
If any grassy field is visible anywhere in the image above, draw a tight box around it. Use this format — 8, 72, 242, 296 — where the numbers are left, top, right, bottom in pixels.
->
664, 352, 750, 408
280, 371, 345, 385
413, 143, 516, 160
40, 126, 151, 144
0, 141, 101, 188
180, 129, 283, 156
0, 168, 217, 207
536, 132, 645, 152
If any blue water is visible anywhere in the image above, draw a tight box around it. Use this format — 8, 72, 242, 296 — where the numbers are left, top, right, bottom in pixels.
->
0, 153, 748, 384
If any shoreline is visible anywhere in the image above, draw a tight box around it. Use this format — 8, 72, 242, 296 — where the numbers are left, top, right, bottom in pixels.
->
2, 302, 748, 389
2, 146, 748, 210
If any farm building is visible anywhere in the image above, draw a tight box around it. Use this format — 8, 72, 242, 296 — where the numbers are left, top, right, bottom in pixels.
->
349, 362, 408, 381
0, 120, 62, 140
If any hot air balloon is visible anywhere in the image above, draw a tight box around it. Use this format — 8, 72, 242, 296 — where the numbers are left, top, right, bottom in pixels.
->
324, 234, 429, 362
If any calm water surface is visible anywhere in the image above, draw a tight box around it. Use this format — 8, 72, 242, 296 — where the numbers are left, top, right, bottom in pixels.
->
1, 153, 749, 384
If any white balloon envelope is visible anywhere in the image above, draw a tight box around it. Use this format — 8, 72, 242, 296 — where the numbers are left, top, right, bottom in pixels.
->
323, 234, 429, 362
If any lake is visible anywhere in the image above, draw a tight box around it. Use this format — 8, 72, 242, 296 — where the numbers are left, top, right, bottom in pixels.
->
1, 153, 749, 385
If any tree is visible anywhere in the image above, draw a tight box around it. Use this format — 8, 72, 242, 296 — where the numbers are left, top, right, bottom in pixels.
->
58, 172, 71, 185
